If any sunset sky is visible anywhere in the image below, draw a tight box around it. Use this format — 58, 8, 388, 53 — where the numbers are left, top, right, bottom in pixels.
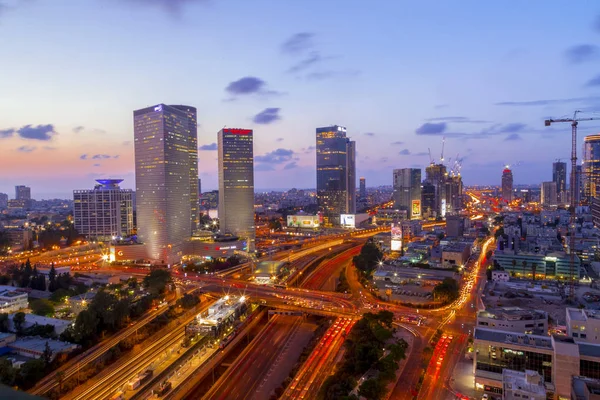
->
2, 0, 600, 199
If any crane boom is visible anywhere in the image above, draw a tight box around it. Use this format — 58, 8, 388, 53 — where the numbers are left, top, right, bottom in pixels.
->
440, 137, 445, 163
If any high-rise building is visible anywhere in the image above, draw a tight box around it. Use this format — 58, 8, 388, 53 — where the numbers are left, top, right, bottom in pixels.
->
0, 193, 7, 209
218, 128, 255, 251
393, 168, 422, 219
425, 163, 447, 217
583, 135, 600, 202
198, 178, 202, 197
541, 181, 558, 206
134, 103, 198, 263
421, 182, 436, 219
316, 125, 356, 225
445, 175, 463, 213
15, 185, 31, 201
73, 179, 134, 241
552, 161, 567, 204
359, 177, 366, 199
575, 165, 583, 205
502, 168, 513, 202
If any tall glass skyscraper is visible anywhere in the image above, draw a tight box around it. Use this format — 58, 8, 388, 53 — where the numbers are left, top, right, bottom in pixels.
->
552, 161, 567, 204
425, 163, 447, 217
316, 125, 356, 226
501, 168, 513, 202
583, 135, 600, 202
134, 104, 198, 263
218, 128, 255, 251
393, 168, 422, 219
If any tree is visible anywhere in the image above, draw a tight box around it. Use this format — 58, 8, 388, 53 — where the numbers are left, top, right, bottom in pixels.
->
0, 313, 9, 332
48, 264, 57, 292
353, 241, 383, 277
18, 359, 46, 388
0, 358, 16, 386
143, 269, 172, 296
358, 378, 386, 400
521, 260, 527, 278
54, 371, 65, 393
30, 299, 55, 317
70, 309, 98, 344
42, 341, 53, 367
13, 312, 26, 334
432, 278, 459, 303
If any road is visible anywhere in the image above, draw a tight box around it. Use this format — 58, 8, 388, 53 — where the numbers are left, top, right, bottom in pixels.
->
203, 315, 302, 400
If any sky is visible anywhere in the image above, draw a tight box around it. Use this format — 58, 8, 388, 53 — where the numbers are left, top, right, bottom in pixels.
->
2, 0, 600, 199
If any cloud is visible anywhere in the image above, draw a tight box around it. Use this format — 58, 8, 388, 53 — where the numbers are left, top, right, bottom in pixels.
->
303, 146, 315, 154
283, 162, 298, 170
17, 146, 36, 153
305, 70, 360, 81
585, 74, 600, 87
495, 96, 600, 106
121, 0, 210, 14
505, 133, 522, 141
391, 141, 404, 145
0, 124, 57, 141
281, 32, 314, 54
255, 148, 294, 164
92, 154, 112, 160
399, 149, 411, 155
288, 52, 336, 73
414, 152, 429, 156
415, 122, 447, 135
42, 146, 56, 151
276, 138, 284, 142
252, 108, 281, 125
595, 15, 600, 33
565, 44, 599, 64
364, 132, 375, 137
426, 116, 490, 123
255, 164, 276, 172
80, 154, 88, 160
199, 143, 217, 151
225, 77, 281, 98
435, 104, 449, 109
73, 126, 85, 133
93, 163, 101, 167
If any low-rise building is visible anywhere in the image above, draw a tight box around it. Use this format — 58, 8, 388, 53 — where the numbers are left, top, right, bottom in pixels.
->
477, 307, 548, 335
0, 286, 28, 313
9, 337, 78, 360
502, 369, 546, 400
68, 292, 97, 315
572, 376, 600, 400
493, 249, 580, 280
8, 314, 71, 335
441, 242, 471, 269
567, 308, 600, 343
492, 270, 510, 282
0, 332, 16, 347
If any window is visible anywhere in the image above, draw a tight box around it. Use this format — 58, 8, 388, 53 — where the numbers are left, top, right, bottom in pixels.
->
573, 333, 579, 337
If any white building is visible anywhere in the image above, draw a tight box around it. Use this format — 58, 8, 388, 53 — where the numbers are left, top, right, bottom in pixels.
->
566, 308, 600, 343
477, 307, 548, 335
9, 337, 78, 360
73, 179, 134, 242
502, 369, 546, 400
0, 286, 28, 313
8, 314, 71, 335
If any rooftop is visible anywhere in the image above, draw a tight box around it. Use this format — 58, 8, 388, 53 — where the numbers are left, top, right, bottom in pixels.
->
474, 327, 553, 350
10, 337, 78, 354
0, 286, 27, 299
478, 307, 547, 321
568, 307, 600, 322
503, 369, 546, 395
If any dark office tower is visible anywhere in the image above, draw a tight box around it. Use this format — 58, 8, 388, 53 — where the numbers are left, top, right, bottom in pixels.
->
198, 178, 202, 196
218, 128, 255, 251
501, 167, 513, 202
316, 125, 356, 226
393, 168, 422, 219
421, 182, 436, 219
171, 105, 198, 232
134, 104, 198, 263
359, 177, 366, 199
575, 165, 583, 205
0, 193, 7, 209
445, 175, 463, 213
552, 161, 567, 204
425, 163, 447, 217
15, 185, 31, 200
583, 135, 600, 202
541, 181, 558, 206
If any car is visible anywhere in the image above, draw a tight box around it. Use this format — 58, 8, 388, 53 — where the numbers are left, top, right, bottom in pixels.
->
482, 395, 489, 400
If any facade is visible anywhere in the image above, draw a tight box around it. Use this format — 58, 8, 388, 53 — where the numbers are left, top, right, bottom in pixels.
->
493, 249, 580, 280
359, 177, 366, 199
584, 135, 600, 202
393, 168, 422, 219
445, 175, 463, 213
425, 164, 447, 217
553, 161, 567, 204
316, 125, 356, 225
218, 128, 255, 252
502, 168, 514, 202
133, 104, 198, 263
576, 165, 584, 205
0, 287, 28, 313
477, 307, 548, 335
441, 242, 470, 268
502, 369, 547, 400
0, 193, 7, 209
446, 215, 464, 237
9, 338, 78, 361
15, 185, 31, 201
421, 182, 436, 218
567, 308, 600, 344
541, 181, 558, 206
73, 179, 134, 241
492, 270, 510, 281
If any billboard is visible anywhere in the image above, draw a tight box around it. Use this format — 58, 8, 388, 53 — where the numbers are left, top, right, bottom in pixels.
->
340, 214, 355, 228
391, 239, 402, 251
441, 199, 447, 218
411, 200, 421, 218
287, 215, 320, 228
391, 222, 403, 252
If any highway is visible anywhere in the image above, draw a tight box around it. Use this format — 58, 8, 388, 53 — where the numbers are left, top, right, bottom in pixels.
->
203, 315, 302, 400
28, 304, 169, 396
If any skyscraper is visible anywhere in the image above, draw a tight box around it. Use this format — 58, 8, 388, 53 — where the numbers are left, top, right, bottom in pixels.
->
575, 165, 583, 205
218, 128, 255, 251
0, 193, 7, 209
425, 163, 447, 217
73, 179, 133, 241
421, 182, 436, 218
134, 104, 198, 263
501, 168, 513, 202
552, 161, 567, 204
359, 177, 366, 199
316, 125, 356, 225
583, 135, 600, 202
393, 168, 422, 219
541, 181, 558, 206
445, 175, 463, 213
15, 185, 30, 201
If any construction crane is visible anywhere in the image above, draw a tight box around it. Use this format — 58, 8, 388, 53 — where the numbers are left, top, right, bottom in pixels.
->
428, 148, 434, 165
440, 137, 446, 164
545, 110, 600, 301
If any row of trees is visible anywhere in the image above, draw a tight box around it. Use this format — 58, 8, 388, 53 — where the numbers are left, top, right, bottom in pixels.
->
183, 256, 241, 274
353, 240, 383, 278
8, 261, 75, 293
319, 311, 408, 400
